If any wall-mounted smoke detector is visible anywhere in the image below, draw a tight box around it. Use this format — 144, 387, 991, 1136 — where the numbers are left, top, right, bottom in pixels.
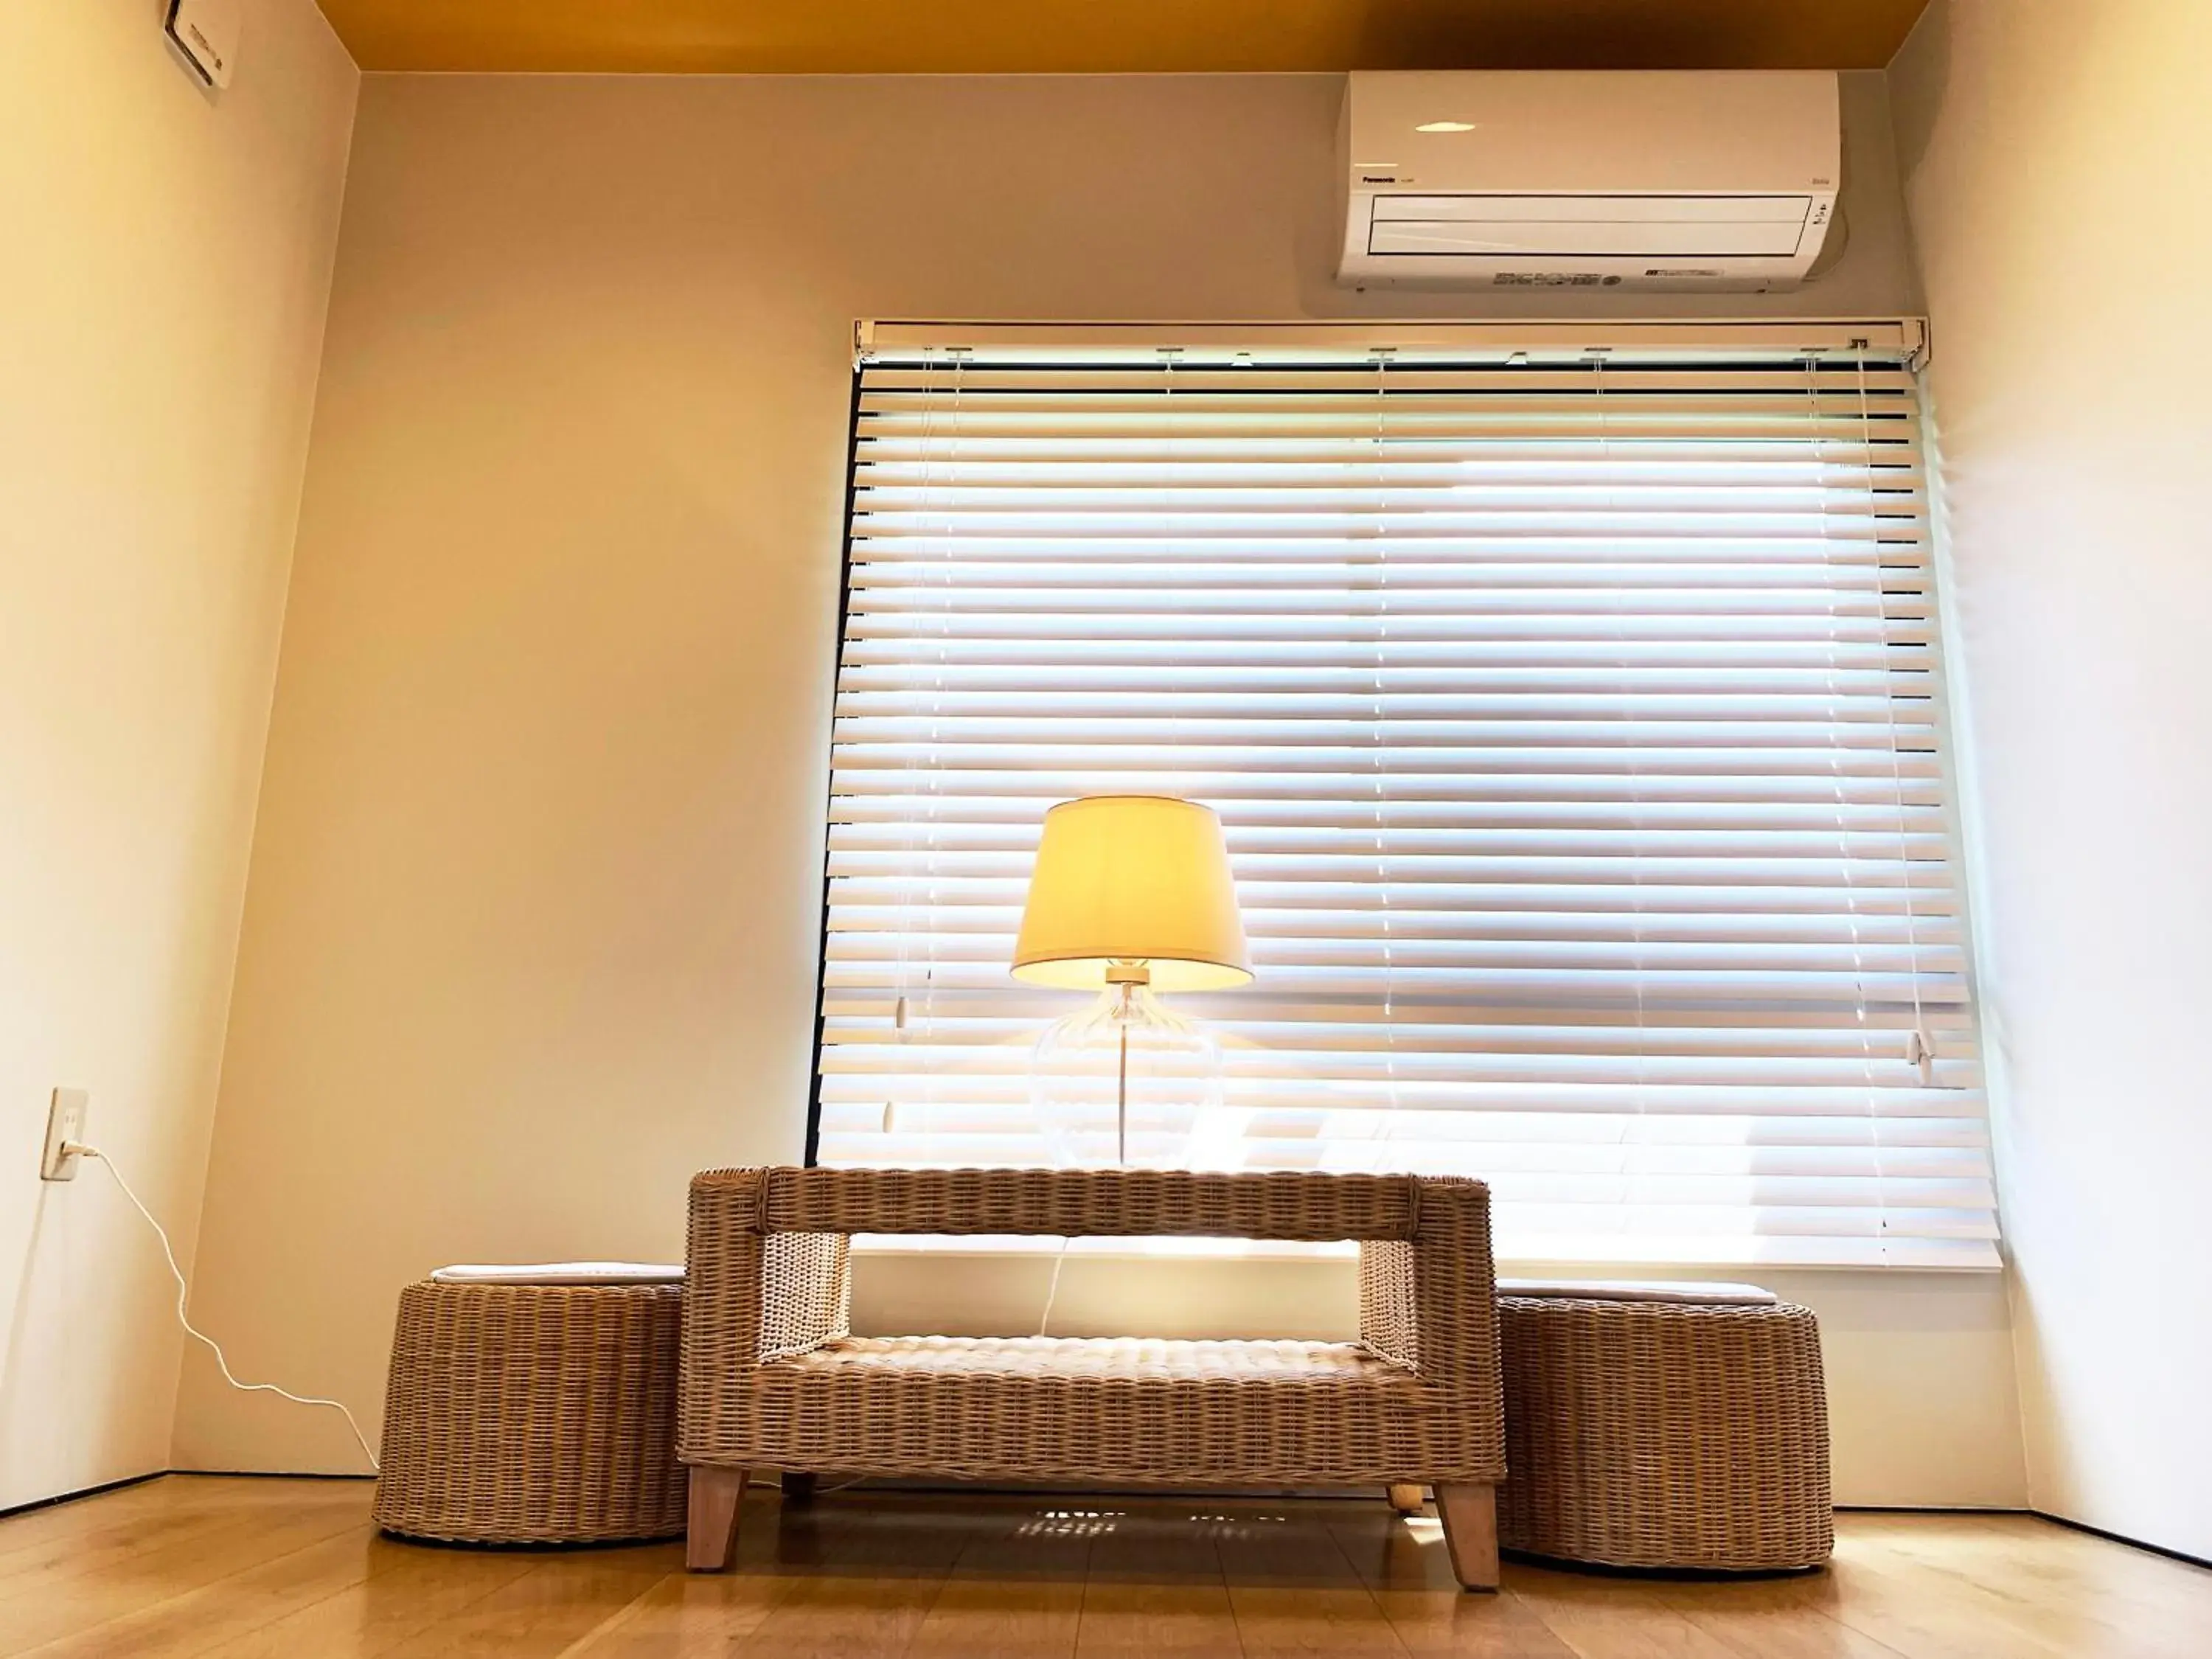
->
166, 0, 243, 90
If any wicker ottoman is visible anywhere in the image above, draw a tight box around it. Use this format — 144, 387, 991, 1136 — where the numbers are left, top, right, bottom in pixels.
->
374, 1266, 687, 1544
1496, 1281, 1832, 1573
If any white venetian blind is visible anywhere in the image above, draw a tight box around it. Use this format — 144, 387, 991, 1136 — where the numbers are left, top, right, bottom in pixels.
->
813, 341, 1996, 1269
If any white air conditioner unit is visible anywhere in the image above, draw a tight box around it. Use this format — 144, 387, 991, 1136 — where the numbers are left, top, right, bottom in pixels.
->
1338, 71, 1840, 293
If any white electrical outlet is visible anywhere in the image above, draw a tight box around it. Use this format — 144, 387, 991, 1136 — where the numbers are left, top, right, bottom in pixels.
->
41, 1088, 88, 1181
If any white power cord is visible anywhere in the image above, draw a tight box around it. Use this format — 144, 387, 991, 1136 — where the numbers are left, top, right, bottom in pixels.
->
1037, 1237, 1070, 1338
66, 1142, 379, 1474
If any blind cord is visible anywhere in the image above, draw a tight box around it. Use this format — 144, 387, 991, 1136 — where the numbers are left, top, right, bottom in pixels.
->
65, 1142, 380, 1474
1857, 350, 1934, 1082
1593, 352, 1651, 1200
1809, 353, 1882, 1165
887, 347, 940, 1135
1371, 349, 1399, 1135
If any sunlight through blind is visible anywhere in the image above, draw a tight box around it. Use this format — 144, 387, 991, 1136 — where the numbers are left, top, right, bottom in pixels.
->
813, 344, 1995, 1269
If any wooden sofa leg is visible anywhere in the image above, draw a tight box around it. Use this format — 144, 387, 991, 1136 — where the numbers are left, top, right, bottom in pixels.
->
781, 1472, 817, 1505
1436, 1484, 1500, 1592
1387, 1484, 1427, 1514
686, 1467, 747, 1572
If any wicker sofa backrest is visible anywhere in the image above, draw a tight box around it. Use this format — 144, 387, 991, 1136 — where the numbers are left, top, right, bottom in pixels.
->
698, 1165, 1451, 1241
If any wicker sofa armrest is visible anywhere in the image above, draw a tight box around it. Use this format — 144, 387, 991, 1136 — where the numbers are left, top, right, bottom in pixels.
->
708, 1165, 1425, 1241
1367, 1177, 1500, 1409
1357, 1178, 1500, 1385
684, 1169, 860, 1464
684, 1169, 852, 1343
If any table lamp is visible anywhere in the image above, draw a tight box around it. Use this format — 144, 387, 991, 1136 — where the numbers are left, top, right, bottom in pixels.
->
1012, 796, 1251, 1166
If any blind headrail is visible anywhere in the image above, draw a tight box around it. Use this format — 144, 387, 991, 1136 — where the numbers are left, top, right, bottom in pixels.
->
855, 317, 1932, 371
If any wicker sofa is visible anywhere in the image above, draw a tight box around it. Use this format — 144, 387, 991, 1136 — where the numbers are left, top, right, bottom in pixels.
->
679, 1165, 1508, 1587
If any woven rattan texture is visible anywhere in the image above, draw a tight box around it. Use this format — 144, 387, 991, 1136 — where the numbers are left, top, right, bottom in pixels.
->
759, 1231, 852, 1361
1357, 1237, 1420, 1371
1497, 1295, 1833, 1571
374, 1281, 687, 1544
680, 1166, 1505, 1487
700, 1164, 1426, 1239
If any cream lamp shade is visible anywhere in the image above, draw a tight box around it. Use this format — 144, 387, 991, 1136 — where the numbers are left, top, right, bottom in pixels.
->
1012, 796, 1251, 993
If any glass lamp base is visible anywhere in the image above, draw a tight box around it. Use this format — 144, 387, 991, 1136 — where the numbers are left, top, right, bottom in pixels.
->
1029, 984, 1228, 1169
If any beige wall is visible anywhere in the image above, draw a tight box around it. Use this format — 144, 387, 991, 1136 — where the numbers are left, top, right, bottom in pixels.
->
175, 68, 2023, 1505
0, 0, 356, 1508
1893, 1, 2212, 1557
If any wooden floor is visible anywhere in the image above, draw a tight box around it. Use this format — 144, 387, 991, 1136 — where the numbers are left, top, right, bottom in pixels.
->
1, 1476, 2207, 1658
